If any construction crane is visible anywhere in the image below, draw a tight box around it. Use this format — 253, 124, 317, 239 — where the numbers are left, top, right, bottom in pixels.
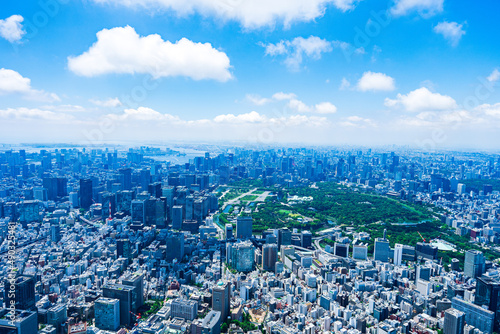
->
417, 231, 426, 243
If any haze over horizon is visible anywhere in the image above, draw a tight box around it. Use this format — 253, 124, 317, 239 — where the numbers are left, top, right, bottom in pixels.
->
1, 0, 500, 149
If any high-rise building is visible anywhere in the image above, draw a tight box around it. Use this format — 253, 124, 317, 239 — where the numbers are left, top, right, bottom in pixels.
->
278, 228, 292, 249
334, 243, 349, 258
79, 179, 93, 210
171, 299, 198, 321
225, 224, 233, 240
121, 272, 144, 312
4, 275, 36, 311
50, 224, 61, 243
212, 281, 230, 322
119, 168, 132, 190
172, 205, 183, 230
131, 199, 145, 224
464, 250, 485, 278
262, 243, 278, 272
102, 284, 135, 326
394, 243, 404, 266
230, 241, 254, 272
352, 244, 368, 260
140, 168, 150, 190
94, 297, 120, 331
117, 239, 132, 263
374, 238, 390, 262
301, 231, 312, 248
475, 276, 500, 332
452, 297, 494, 334
444, 308, 465, 334
0, 308, 37, 334
166, 232, 185, 262
416, 242, 438, 260
191, 310, 221, 334
236, 216, 253, 239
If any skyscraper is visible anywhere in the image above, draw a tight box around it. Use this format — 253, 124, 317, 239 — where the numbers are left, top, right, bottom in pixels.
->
4, 275, 36, 311
475, 276, 500, 331
95, 297, 120, 331
212, 281, 230, 322
464, 250, 485, 278
444, 308, 465, 334
374, 238, 390, 262
394, 243, 403, 266
262, 243, 278, 272
172, 205, 183, 230
79, 178, 93, 210
278, 228, 292, 249
119, 167, 132, 190
122, 272, 144, 312
236, 216, 253, 239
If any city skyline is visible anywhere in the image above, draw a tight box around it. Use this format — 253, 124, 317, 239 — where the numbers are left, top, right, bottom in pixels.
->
1, 1, 500, 148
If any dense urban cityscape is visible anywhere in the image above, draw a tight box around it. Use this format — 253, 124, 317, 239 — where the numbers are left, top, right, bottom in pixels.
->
0, 145, 499, 334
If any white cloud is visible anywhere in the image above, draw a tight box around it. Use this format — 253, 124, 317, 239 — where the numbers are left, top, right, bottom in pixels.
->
214, 111, 266, 123
390, 0, 443, 17
357, 71, 395, 92
246, 94, 272, 106
0, 15, 25, 43
272, 92, 297, 100
434, 21, 466, 47
90, 97, 122, 107
385, 87, 458, 112
475, 103, 500, 118
340, 115, 376, 127
288, 99, 337, 114
487, 69, 500, 83
0, 68, 60, 102
246, 92, 296, 105
339, 77, 351, 90
107, 107, 182, 122
0, 107, 73, 121
41, 105, 86, 113
262, 36, 335, 71
68, 26, 232, 81
91, 0, 359, 29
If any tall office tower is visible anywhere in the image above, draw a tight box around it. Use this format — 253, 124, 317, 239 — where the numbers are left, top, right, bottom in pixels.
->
122, 273, 144, 312
452, 297, 495, 334
79, 178, 93, 210
95, 298, 120, 331
171, 299, 198, 321
42, 176, 58, 201
415, 242, 438, 260
131, 199, 146, 224
353, 244, 368, 260
278, 228, 292, 249
140, 168, 151, 190
166, 232, 185, 262
394, 244, 404, 266
102, 284, 135, 326
148, 182, 162, 198
50, 224, 61, 243
374, 238, 390, 262
464, 250, 485, 278
236, 216, 253, 239
0, 309, 37, 334
4, 276, 36, 311
475, 276, 500, 331
301, 230, 312, 248
262, 243, 278, 272
185, 195, 194, 220
190, 310, 221, 334
444, 308, 465, 334
212, 281, 230, 322
230, 241, 255, 272
225, 224, 233, 240
172, 205, 183, 230
117, 239, 132, 263
416, 265, 432, 281
119, 168, 132, 190
334, 243, 349, 258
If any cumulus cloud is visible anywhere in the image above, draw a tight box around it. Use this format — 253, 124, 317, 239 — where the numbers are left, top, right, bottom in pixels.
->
0, 68, 60, 102
339, 77, 351, 90
68, 26, 232, 81
0, 15, 25, 43
475, 103, 500, 118
246, 92, 297, 105
390, 0, 443, 17
90, 97, 122, 107
288, 99, 337, 114
385, 87, 458, 112
246, 94, 272, 106
262, 36, 334, 71
272, 92, 297, 101
41, 105, 86, 113
357, 71, 395, 92
434, 21, 466, 47
91, 0, 359, 29
0, 107, 73, 121
340, 115, 376, 127
487, 69, 500, 83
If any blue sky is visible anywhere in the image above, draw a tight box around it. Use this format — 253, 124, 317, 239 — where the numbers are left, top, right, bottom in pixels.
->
0, 0, 499, 149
